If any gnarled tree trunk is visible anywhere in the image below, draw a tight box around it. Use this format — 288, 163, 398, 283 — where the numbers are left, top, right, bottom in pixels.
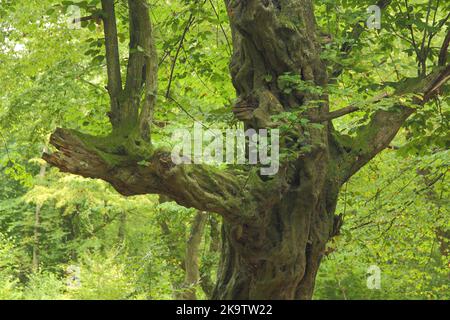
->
43, 0, 449, 300
213, 186, 340, 300
210, 0, 345, 300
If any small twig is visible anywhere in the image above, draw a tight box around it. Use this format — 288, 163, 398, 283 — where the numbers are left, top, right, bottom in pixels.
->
165, 14, 195, 98
312, 92, 389, 122
164, 95, 212, 132
72, 14, 101, 24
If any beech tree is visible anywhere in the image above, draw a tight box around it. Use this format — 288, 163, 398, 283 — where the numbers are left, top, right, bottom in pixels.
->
43, 0, 449, 299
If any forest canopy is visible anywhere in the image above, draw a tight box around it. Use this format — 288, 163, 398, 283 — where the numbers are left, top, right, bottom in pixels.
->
0, 0, 448, 300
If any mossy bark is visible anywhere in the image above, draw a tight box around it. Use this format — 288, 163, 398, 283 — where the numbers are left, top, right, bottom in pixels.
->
44, 0, 449, 300
212, 0, 335, 299
213, 167, 340, 300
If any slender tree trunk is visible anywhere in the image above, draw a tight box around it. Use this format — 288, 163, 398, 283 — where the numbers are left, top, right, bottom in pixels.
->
118, 211, 127, 243
32, 205, 42, 272
180, 212, 207, 300
32, 147, 48, 272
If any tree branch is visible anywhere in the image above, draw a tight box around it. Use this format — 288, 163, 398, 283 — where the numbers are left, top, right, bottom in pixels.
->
101, 0, 123, 127
136, 3, 158, 142
42, 128, 268, 223
312, 92, 389, 122
116, 0, 158, 140
319, 105, 360, 121
338, 64, 450, 183
439, 29, 450, 67
338, 104, 414, 183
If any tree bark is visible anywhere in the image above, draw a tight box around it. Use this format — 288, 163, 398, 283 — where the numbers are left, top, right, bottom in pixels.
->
159, 196, 210, 299
43, 0, 450, 300
213, 197, 338, 300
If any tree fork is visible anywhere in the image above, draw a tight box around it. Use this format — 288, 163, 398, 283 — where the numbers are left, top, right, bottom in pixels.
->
101, 0, 158, 140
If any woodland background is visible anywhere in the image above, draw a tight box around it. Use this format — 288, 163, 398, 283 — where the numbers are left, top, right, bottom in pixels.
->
0, 0, 448, 299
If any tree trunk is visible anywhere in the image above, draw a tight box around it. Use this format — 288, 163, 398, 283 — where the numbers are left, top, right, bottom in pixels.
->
118, 211, 127, 243
32, 147, 48, 273
213, 168, 340, 300
210, 0, 336, 299
180, 212, 207, 300
43, 0, 449, 300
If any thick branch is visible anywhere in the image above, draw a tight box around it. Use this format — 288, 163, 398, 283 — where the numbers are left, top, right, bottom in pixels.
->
421, 64, 450, 103
101, 0, 123, 127
338, 65, 450, 182
319, 105, 360, 121
42, 129, 271, 223
338, 105, 414, 183
120, 0, 158, 138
